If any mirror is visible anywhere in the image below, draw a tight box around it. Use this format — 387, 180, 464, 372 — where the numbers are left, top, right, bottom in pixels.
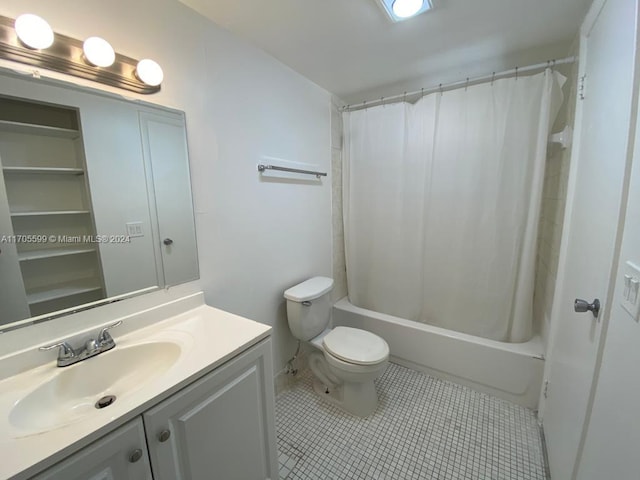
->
0, 70, 199, 329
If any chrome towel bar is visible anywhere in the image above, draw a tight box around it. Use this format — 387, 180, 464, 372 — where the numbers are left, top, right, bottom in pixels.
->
257, 164, 327, 179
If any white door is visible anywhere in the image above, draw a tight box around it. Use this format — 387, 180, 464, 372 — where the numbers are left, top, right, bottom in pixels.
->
139, 112, 199, 287
541, 0, 638, 479
575, 77, 640, 478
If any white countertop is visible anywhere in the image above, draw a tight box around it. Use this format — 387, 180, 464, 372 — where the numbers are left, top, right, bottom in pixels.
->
0, 302, 271, 480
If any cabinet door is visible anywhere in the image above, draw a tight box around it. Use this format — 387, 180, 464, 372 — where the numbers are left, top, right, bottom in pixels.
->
32, 418, 152, 480
144, 339, 278, 480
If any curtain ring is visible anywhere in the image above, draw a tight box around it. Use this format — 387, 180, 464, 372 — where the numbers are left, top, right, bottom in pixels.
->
491, 72, 495, 86
465, 78, 469, 91
439, 83, 443, 96
363, 100, 367, 110
403, 91, 407, 103
421, 87, 424, 98
515, 67, 519, 80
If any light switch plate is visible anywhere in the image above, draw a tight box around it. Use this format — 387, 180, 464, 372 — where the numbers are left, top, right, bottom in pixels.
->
126, 222, 144, 238
621, 261, 640, 321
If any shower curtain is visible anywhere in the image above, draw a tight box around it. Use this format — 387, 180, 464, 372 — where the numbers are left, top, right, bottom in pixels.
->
343, 70, 565, 342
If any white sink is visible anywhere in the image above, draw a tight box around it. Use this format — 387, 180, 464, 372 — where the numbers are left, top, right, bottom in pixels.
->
9, 341, 181, 433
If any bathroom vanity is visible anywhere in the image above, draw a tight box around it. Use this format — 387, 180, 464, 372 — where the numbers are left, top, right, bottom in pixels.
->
0, 293, 279, 480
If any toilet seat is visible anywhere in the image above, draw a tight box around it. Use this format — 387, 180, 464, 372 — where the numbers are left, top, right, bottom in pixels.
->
322, 327, 389, 365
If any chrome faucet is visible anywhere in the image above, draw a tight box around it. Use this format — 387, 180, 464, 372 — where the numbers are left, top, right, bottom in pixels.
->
39, 321, 122, 367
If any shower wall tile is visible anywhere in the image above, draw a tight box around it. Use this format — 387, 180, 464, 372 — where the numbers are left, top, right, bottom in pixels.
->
331, 98, 343, 150
331, 98, 348, 302
533, 54, 579, 344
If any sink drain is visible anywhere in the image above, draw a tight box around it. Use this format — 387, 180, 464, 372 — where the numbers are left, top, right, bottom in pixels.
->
95, 395, 116, 409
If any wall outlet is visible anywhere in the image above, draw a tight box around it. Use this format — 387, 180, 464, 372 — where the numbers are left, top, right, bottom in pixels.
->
126, 222, 144, 238
621, 261, 640, 321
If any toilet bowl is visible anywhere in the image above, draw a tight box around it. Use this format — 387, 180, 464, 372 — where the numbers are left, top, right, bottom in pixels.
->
284, 277, 389, 417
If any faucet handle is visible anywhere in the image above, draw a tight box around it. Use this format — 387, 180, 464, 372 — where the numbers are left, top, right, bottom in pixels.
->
39, 341, 76, 360
97, 321, 122, 345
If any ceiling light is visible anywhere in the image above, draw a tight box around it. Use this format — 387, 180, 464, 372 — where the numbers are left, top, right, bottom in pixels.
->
83, 37, 115, 67
136, 59, 164, 87
376, 0, 433, 22
392, 0, 424, 18
14, 14, 54, 50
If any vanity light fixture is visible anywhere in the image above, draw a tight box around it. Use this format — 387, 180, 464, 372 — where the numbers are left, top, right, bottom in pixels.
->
136, 58, 164, 87
0, 14, 162, 94
14, 13, 54, 50
83, 36, 115, 68
376, 0, 433, 22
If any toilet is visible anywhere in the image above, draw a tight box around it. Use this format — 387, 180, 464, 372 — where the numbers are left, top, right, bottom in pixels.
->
284, 276, 389, 417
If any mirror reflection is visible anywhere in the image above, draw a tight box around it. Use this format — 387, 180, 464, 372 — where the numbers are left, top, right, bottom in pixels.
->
0, 72, 198, 327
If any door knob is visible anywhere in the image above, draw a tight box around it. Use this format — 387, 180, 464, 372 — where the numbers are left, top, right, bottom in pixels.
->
163, 238, 173, 246
574, 298, 600, 318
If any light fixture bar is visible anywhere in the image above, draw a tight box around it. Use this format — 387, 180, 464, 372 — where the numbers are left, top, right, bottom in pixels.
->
0, 15, 160, 94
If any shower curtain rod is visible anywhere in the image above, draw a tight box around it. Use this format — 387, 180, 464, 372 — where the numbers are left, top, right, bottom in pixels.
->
340, 56, 576, 112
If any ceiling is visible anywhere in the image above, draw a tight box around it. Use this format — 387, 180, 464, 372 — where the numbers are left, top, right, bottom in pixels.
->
179, 0, 592, 103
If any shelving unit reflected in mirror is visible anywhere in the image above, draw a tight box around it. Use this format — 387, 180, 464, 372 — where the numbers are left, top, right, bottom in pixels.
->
0, 96, 106, 321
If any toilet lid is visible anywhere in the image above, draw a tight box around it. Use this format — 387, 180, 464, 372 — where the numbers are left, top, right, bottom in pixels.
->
323, 327, 389, 365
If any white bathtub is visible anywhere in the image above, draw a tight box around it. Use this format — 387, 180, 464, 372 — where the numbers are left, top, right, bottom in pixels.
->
332, 297, 545, 409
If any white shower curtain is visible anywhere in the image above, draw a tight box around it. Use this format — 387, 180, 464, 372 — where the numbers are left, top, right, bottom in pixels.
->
343, 70, 565, 342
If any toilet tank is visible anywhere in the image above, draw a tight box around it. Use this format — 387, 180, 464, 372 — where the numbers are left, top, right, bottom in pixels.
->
284, 277, 334, 341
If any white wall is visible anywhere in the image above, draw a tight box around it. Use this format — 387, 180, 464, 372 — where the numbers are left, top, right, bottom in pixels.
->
341, 41, 573, 106
1, 0, 332, 373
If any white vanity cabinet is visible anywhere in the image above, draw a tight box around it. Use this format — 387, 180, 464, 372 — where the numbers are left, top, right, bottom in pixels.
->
144, 338, 277, 480
31, 338, 278, 480
31, 418, 153, 480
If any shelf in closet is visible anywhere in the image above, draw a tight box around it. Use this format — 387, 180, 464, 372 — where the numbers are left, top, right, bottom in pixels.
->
26, 281, 103, 305
10, 210, 91, 217
0, 120, 79, 139
18, 247, 97, 262
3, 166, 85, 176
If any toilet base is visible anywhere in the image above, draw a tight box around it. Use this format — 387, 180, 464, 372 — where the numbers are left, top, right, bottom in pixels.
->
312, 377, 380, 417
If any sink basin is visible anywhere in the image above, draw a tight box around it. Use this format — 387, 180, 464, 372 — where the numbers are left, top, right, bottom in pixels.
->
9, 341, 181, 433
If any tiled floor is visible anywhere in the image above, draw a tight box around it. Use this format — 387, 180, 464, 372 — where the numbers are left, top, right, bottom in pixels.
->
276, 363, 548, 480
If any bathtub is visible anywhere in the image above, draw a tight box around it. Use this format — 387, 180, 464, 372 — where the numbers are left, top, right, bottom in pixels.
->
332, 297, 545, 409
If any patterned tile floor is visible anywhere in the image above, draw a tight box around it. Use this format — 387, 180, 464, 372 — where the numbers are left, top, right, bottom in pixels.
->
276, 363, 548, 480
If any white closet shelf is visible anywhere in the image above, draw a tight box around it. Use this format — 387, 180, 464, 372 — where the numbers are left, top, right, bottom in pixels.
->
10, 210, 90, 217
27, 281, 103, 305
3, 167, 84, 175
0, 120, 79, 139
18, 247, 97, 262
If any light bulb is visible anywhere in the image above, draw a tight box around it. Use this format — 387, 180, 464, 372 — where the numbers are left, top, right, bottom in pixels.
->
136, 59, 163, 87
392, 0, 424, 18
14, 14, 54, 50
83, 37, 115, 68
